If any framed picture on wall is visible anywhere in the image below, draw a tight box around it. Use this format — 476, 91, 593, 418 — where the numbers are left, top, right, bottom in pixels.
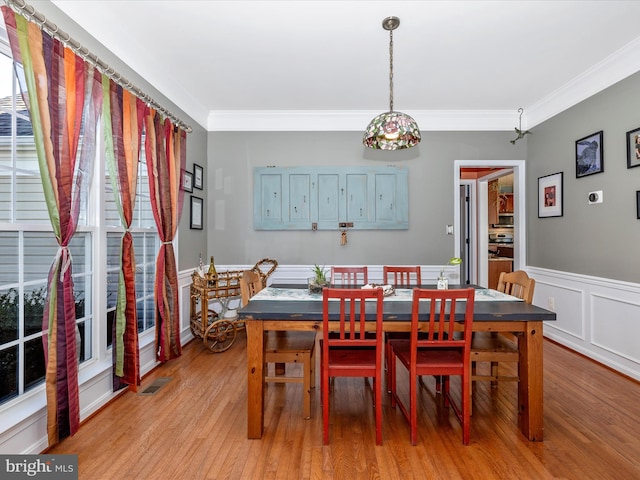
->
575, 131, 603, 178
193, 163, 204, 190
626, 127, 640, 169
182, 169, 193, 193
190, 196, 203, 229
538, 172, 563, 218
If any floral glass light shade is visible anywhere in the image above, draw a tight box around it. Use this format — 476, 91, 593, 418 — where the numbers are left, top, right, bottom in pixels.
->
363, 111, 421, 150
363, 16, 421, 151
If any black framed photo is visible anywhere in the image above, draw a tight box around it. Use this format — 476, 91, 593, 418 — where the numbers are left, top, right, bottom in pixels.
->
637, 191, 640, 219
538, 172, 563, 218
193, 163, 204, 190
575, 131, 603, 178
182, 169, 193, 193
626, 127, 640, 169
190, 196, 203, 229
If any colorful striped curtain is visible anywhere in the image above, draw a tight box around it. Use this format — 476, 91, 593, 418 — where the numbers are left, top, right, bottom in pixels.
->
2, 8, 103, 445
145, 112, 186, 361
103, 80, 145, 391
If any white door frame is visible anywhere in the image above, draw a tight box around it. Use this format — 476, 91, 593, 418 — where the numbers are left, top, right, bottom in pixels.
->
453, 160, 526, 287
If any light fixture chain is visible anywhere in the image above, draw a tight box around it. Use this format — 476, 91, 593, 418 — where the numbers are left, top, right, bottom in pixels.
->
389, 29, 394, 112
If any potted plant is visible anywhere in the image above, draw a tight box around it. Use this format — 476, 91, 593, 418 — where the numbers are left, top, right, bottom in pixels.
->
309, 264, 329, 294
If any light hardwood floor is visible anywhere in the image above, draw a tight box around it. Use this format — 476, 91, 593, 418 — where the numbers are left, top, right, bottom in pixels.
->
47, 334, 640, 479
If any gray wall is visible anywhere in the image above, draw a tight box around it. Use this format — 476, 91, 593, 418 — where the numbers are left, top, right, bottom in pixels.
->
177, 126, 207, 266
527, 71, 640, 283
205, 131, 526, 266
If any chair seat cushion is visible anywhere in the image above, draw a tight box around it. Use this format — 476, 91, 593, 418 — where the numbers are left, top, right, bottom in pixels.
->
265, 331, 316, 354
328, 347, 377, 370
470, 332, 517, 354
389, 340, 464, 370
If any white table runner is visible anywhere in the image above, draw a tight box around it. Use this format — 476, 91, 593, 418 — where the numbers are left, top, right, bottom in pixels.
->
251, 287, 522, 302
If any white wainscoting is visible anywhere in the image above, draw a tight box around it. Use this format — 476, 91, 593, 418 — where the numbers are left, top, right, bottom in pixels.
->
527, 266, 640, 382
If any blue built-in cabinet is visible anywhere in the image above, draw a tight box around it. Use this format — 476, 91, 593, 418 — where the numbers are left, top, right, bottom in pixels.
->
253, 166, 409, 230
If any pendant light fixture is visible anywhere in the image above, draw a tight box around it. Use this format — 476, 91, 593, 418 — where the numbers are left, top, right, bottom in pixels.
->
363, 16, 421, 150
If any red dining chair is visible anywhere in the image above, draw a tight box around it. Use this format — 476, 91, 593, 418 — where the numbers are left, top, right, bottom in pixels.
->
330, 266, 368, 286
383, 265, 421, 287
388, 287, 475, 445
321, 287, 385, 445
382, 266, 422, 390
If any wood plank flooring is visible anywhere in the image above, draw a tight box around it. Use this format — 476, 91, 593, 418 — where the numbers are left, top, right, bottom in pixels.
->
47, 335, 640, 479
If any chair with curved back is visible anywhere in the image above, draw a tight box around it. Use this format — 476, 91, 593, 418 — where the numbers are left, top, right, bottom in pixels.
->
240, 270, 317, 419
471, 270, 536, 388
321, 287, 385, 445
330, 266, 368, 286
388, 287, 476, 445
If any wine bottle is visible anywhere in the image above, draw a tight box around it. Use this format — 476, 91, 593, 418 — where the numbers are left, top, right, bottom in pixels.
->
207, 256, 217, 281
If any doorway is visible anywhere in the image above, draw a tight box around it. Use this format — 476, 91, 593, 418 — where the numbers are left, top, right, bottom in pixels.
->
453, 160, 526, 287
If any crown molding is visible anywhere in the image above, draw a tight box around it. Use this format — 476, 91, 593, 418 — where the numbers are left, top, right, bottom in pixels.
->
520, 36, 640, 128
206, 109, 518, 132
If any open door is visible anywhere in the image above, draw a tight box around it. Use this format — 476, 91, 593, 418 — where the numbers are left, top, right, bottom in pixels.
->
453, 160, 526, 288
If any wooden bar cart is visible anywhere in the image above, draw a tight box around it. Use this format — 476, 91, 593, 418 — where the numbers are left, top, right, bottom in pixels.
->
189, 258, 278, 352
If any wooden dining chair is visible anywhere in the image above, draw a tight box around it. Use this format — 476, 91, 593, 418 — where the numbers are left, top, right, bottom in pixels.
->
240, 270, 317, 419
383, 265, 421, 287
330, 266, 368, 286
471, 270, 536, 388
388, 288, 475, 445
321, 287, 385, 445
382, 266, 422, 390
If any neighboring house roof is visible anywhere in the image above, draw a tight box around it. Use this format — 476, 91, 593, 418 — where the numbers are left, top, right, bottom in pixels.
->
0, 111, 33, 136
0, 95, 32, 136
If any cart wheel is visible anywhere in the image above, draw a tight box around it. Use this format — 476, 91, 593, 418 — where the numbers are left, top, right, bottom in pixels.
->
204, 319, 237, 353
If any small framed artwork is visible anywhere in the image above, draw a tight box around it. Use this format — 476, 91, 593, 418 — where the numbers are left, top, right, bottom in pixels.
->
190, 196, 203, 230
626, 127, 640, 169
538, 172, 563, 218
182, 169, 193, 193
637, 191, 640, 219
575, 131, 603, 178
193, 163, 204, 190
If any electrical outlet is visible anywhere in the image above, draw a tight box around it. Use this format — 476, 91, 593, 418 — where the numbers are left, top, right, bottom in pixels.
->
547, 297, 555, 312
446, 224, 454, 235
588, 190, 603, 204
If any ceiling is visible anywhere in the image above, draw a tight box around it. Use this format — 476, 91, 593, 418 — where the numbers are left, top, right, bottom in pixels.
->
48, 0, 640, 132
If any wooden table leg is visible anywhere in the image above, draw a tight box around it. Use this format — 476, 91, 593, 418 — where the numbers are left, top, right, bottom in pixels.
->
246, 319, 264, 439
518, 321, 544, 441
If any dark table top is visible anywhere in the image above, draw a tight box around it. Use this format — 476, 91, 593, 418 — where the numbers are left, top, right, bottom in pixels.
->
237, 284, 556, 323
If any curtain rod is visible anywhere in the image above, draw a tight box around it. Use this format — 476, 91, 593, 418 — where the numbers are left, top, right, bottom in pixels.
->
4, 0, 193, 133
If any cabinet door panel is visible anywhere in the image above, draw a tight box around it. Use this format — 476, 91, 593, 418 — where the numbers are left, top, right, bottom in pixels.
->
374, 173, 396, 222
346, 173, 368, 221
289, 174, 311, 221
257, 173, 282, 225
317, 173, 340, 224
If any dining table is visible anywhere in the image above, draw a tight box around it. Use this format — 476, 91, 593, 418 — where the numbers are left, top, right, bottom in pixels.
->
237, 283, 556, 442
